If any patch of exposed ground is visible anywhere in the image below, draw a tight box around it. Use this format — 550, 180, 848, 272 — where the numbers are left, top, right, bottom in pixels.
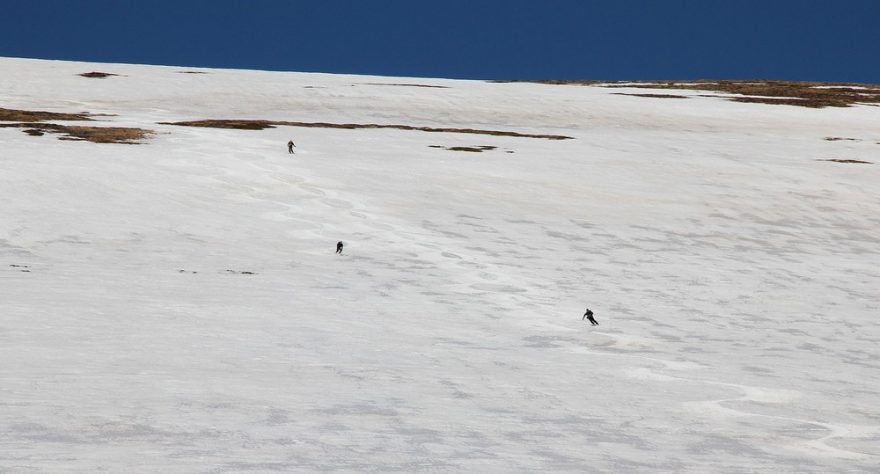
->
721, 96, 823, 107
612, 93, 689, 99
493, 80, 604, 86
362, 83, 449, 89
178, 71, 207, 74
498, 80, 880, 108
608, 81, 880, 108
162, 120, 274, 130
160, 120, 573, 140
825, 137, 860, 141
818, 159, 872, 164
0, 122, 152, 144
429, 145, 498, 152
79, 72, 118, 78
10, 264, 30, 273
225, 269, 256, 275
0, 107, 93, 122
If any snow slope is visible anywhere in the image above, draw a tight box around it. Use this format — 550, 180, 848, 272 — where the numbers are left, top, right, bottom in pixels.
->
1, 57, 879, 473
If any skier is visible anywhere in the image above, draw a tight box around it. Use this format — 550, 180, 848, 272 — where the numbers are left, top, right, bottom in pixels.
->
287, 140, 296, 154
583, 308, 598, 325
336, 241, 344, 254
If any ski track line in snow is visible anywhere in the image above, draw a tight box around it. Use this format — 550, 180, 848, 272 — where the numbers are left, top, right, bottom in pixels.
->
227, 153, 542, 301
569, 331, 880, 461
235, 166, 534, 304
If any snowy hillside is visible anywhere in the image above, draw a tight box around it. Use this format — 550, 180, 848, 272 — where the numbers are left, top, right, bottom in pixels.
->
1, 57, 879, 473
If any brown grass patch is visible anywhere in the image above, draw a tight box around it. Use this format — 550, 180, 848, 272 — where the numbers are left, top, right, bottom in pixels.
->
363, 83, 449, 89
79, 72, 118, 78
502, 80, 880, 108
818, 159, 872, 164
605, 81, 880, 108
0, 122, 152, 144
0, 107, 92, 122
728, 96, 831, 107
161, 119, 573, 140
160, 119, 276, 130
492, 80, 604, 86
430, 145, 497, 152
612, 93, 689, 99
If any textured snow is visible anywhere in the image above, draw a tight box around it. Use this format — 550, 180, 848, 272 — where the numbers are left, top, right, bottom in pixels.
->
1, 57, 879, 472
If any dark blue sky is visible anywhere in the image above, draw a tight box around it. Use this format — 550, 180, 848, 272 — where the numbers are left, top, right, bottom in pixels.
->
2, 0, 878, 82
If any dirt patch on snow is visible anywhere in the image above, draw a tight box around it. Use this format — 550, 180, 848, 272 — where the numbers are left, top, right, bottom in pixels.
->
162, 119, 276, 130
612, 93, 689, 99
824, 137, 860, 142
0, 122, 152, 144
225, 269, 257, 275
362, 83, 449, 89
607, 81, 880, 108
161, 119, 574, 140
429, 145, 498, 152
501, 80, 880, 108
818, 159, 872, 164
493, 80, 604, 86
724, 96, 822, 107
79, 71, 118, 78
0, 107, 93, 122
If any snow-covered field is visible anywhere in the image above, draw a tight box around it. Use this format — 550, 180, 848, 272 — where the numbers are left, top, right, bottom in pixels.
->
1, 57, 879, 473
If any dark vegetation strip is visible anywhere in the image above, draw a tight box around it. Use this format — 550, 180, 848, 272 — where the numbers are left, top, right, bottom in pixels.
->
362, 83, 450, 88
611, 93, 689, 99
0, 122, 152, 144
496, 80, 880, 108
0, 107, 92, 122
430, 145, 497, 152
79, 72, 118, 78
492, 80, 604, 85
818, 159, 872, 164
608, 81, 880, 108
160, 119, 574, 140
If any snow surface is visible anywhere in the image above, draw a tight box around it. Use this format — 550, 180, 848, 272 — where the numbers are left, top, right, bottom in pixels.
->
1, 57, 879, 473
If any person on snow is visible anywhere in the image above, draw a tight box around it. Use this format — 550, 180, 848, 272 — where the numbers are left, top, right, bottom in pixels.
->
336, 241, 344, 254
583, 308, 598, 325
287, 140, 296, 154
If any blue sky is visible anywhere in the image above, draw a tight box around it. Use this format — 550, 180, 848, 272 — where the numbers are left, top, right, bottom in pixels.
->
1, 0, 878, 82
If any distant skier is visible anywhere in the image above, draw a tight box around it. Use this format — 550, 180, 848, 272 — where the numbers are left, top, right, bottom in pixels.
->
336, 241, 344, 254
583, 308, 598, 325
287, 140, 296, 154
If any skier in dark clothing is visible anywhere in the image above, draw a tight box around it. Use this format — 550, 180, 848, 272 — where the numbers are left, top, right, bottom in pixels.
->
583, 308, 598, 325
287, 140, 296, 154
336, 241, 344, 254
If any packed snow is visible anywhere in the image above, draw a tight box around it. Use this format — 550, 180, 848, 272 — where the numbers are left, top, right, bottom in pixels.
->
1, 57, 879, 472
